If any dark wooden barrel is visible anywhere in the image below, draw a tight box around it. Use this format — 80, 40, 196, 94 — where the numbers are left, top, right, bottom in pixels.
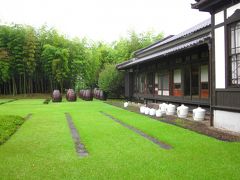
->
93, 88, 97, 98
79, 90, 84, 98
66, 89, 77, 101
82, 90, 85, 100
52, 90, 62, 102
96, 89, 100, 99
85, 89, 93, 101
99, 90, 107, 100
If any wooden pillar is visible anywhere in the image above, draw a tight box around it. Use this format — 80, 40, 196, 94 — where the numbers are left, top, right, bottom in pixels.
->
208, 41, 214, 126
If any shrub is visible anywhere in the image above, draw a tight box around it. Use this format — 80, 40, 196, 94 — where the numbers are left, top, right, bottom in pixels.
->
98, 64, 124, 98
43, 99, 51, 104
0, 115, 25, 145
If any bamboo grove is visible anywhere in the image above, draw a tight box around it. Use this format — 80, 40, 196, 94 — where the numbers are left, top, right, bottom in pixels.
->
0, 23, 163, 95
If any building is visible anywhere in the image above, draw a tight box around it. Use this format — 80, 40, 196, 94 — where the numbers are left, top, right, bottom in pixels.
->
117, 0, 240, 133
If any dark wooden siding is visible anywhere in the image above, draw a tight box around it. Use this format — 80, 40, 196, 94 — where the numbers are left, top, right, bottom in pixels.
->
124, 72, 133, 98
216, 90, 240, 108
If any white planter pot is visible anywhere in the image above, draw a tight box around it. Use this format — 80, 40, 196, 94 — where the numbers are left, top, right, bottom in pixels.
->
159, 103, 168, 113
140, 106, 146, 114
156, 109, 163, 117
177, 104, 189, 118
166, 104, 176, 115
149, 108, 156, 116
144, 107, 150, 115
193, 107, 206, 121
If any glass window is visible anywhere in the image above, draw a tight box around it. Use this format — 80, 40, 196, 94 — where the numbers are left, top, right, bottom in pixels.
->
173, 69, 182, 97
140, 74, 145, 93
157, 71, 169, 96
200, 65, 209, 99
229, 21, 240, 87
147, 72, 154, 94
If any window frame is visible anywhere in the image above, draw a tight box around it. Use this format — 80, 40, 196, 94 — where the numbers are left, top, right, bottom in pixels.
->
157, 70, 169, 96
226, 9, 240, 89
228, 21, 240, 87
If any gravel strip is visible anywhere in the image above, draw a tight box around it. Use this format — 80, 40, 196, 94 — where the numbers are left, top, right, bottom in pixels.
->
65, 113, 88, 157
100, 111, 172, 150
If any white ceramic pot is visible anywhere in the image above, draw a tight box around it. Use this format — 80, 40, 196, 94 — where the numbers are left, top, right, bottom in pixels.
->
156, 109, 163, 117
144, 107, 150, 115
177, 104, 189, 118
140, 106, 146, 114
159, 103, 168, 113
193, 107, 206, 121
124, 102, 128, 108
166, 104, 176, 115
149, 108, 156, 116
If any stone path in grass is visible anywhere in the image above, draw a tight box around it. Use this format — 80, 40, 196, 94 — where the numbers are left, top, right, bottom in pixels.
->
100, 111, 172, 150
0, 99, 17, 105
65, 113, 88, 157
106, 101, 240, 142
24, 114, 32, 120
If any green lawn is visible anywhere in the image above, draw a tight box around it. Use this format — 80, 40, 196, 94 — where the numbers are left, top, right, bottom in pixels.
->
0, 115, 25, 144
0, 99, 13, 103
0, 99, 240, 179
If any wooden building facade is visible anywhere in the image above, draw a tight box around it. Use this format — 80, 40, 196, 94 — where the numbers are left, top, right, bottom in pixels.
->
117, 19, 211, 106
117, 0, 240, 133
192, 0, 240, 132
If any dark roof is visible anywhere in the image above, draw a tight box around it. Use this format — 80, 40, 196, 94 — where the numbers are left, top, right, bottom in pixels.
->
134, 19, 210, 57
133, 35, 174, 56
117, 19, 211, 70
191, 0, 234, 12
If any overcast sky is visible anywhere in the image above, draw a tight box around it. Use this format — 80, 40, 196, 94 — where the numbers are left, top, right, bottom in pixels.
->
0, 0, 210, 42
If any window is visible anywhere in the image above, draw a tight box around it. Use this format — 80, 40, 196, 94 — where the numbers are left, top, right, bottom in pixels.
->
173, 69, 182, 96
134, 73, 139, 93
139, 73, 146, 93
147, 72, 154, 94
157, 70, 169, 96
200, 65, 209, 99
229, 21, 240, 87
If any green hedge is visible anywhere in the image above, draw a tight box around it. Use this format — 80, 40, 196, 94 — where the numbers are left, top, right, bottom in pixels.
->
98, 64, 124, 98
0, 115, 25, 145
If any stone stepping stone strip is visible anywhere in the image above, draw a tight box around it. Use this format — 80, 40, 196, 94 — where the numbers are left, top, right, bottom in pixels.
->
65, 113, 88, 157
0, 99, 17, 105
24, 114, 32, 120
100, 111, 172, 150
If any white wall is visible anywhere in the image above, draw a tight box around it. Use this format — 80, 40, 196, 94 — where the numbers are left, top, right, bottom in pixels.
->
214, 110, 240, 133
227, 3, 240, 18
163, 90, 169, 96
214, 26, 226, 89
215, 11, 224, 25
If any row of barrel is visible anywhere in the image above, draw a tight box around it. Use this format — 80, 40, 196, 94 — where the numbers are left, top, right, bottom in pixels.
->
93, 89, 107, 100
79, 89, 107, 101
79, 89, 93, 101
52, 89, 77, 102
52, 89, 107, 102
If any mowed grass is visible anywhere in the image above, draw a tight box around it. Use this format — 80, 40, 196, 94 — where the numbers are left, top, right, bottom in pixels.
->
0, 115, 25, 144
0, 99, 240, 179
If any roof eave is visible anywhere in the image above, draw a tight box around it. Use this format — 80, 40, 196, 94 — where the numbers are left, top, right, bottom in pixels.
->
117, 34, 211, 70
191, 0, 230, 12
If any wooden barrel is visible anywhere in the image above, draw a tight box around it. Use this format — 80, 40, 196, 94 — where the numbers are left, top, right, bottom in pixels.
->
52, 90, 62, 102
99, 90, 107, 100
79, 90, 84, 98
66, 89, 77, 101
85, 89, 93, 101
96, 89, 100, 99
82, 90, 85, 100
93, 88, 97, 98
